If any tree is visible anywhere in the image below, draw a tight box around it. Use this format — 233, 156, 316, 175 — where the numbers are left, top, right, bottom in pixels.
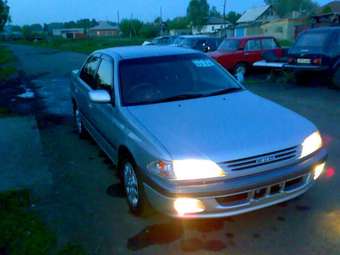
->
119, 19, 143, 37
187, 0, 209, 27
168, 16, 189, 30
139, 23, 159, 38
264, 0, 319, 17
209, 6, 222, 18
226, 11, 241, 25
0, 0, 10, 31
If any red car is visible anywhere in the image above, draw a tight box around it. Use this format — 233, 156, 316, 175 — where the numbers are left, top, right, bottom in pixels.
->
208, 36, 284, 75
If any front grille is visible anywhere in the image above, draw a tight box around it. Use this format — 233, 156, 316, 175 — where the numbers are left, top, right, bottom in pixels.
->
216, 174, 308, 207
220, 146, 299, 172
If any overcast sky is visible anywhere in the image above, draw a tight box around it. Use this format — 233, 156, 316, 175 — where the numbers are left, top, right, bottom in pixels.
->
8, 0, 330, 25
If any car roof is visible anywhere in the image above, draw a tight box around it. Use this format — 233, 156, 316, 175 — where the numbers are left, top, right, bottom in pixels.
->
303, 26, 340, 33
225, 35, 275, 40
178, 35, 212, 39
96, 46, 200, 59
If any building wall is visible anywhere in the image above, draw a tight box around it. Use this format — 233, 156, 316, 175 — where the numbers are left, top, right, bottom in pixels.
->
262, 19, 306, 41
89, 29, 119, 37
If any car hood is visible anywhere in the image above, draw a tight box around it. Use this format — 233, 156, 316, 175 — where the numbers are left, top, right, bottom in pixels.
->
127, 91, 316, 162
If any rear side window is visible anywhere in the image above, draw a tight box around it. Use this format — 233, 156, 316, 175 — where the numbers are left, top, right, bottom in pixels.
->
245, 40, 261, 51
262, 38, 278, 49
80, 56, 101, 88
96, 58, 113, 92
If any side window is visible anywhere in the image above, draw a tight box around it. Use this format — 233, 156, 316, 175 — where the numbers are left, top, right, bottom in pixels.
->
96, 58, 114, 92
80, 56, 101, 88
245, 39, 261, 51
262, 38, 278, 50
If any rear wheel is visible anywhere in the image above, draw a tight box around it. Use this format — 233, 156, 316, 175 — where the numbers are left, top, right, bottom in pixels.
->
73, 103, 88, 139
234, 63, 247, 82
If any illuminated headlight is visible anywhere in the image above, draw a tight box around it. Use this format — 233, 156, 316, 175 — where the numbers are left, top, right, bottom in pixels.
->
147, 159, 225, 181
174, 198, 205, 216
300, 131, 322, 159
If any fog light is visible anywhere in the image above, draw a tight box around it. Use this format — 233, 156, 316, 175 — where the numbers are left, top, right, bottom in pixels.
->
314, 163, 326, 180
174, 198, 205, 216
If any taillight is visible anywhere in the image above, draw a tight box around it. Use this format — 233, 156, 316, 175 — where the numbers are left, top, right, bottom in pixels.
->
312, 58, 322, 65
288, 57, 294, 64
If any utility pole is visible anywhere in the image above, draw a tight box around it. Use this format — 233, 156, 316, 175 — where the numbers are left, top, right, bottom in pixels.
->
223, 0, 227, 38
160, 6, 163, 36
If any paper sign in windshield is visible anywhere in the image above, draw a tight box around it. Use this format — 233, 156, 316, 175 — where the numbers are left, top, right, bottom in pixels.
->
192, 59, 214, 67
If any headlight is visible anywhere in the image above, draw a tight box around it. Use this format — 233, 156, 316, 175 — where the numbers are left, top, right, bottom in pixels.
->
300, 131, 322, 159
147, 159, 225, 181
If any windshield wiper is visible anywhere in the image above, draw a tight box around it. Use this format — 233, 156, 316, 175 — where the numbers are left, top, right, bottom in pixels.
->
203, 87, 242, 97
154, 93, 205, 103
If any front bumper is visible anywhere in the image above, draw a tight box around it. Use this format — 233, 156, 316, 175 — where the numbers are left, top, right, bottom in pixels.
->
143, 148, 327, 219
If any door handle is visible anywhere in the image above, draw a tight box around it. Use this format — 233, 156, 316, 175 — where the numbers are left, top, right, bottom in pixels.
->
88, 103, 93, 109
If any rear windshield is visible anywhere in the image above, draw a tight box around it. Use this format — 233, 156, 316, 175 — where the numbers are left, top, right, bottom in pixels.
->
218, 39, 240, 51
294, 31, 330, 50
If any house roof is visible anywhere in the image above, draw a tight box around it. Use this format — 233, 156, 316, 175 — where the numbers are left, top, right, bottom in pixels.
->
206, 17, 230, 25
237, 5, 271, 23
89, 21, 119, 31
319, 1, 340, 13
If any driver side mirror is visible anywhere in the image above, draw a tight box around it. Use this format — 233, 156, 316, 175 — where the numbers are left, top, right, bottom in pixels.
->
89, 90, 111, 104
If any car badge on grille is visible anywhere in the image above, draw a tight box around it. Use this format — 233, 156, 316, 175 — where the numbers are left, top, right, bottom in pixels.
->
256, 155, 276, 164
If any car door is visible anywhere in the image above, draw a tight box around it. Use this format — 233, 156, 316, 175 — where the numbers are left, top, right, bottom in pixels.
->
77, 54, 101, 121
88, 55, 120, 160
261, 38, 282, 58
244, 39, 263, 64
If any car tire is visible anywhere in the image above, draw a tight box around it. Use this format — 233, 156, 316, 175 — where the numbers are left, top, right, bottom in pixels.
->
121, 156, 150, 216
73, 103, 88, 139
332, 67, 340, 89
234, 63, 247, 82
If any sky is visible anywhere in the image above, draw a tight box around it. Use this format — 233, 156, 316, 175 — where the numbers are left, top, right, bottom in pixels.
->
7, 0, 331, 25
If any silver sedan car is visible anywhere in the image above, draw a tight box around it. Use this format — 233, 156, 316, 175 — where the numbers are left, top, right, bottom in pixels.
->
70, 46, 327, 218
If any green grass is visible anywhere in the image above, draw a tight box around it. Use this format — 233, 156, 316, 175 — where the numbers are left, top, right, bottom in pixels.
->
15, 37, 146, 53
0, 45, 17, 81
0, 65, 16, 80
0, 47, 15, 65
0, 189, 88, 255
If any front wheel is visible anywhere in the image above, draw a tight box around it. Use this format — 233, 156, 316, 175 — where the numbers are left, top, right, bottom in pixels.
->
121, 158, 149, 216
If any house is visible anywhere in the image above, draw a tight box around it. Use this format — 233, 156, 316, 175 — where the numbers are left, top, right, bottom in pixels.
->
261, 18, 307, 41
192, 17, 232, 35
312, 1, 340, 27
235, 5, 278, 37
52, 28, 85, 39
88, 21, 119, 37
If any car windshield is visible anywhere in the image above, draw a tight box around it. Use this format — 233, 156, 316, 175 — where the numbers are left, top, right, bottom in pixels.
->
294, 31, 330, 50
218, 39, 240, 51
119, 54, 242, 106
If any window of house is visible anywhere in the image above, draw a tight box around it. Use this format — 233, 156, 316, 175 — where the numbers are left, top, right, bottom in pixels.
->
245, 39, 261, 51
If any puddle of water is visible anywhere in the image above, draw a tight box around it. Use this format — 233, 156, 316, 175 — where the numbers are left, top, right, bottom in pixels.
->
127, 223, 183, 251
